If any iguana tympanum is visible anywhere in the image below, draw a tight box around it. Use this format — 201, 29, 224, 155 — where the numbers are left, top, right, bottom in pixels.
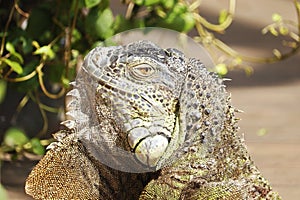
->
25, 41, 281, 200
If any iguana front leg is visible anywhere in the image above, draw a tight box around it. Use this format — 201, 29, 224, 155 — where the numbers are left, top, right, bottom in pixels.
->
140, 177, 249, 200
25, 130, 104, 199
141, 165, 281, 200
140, 149, 281, 200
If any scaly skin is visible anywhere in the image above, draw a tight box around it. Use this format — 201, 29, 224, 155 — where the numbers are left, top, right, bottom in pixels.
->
25, 41, 281, 199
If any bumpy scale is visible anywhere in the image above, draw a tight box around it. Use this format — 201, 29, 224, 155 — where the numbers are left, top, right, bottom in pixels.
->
25, 41, 281, 200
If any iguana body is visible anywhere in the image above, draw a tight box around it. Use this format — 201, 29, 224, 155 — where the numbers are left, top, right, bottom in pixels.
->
25, 41, 281, 199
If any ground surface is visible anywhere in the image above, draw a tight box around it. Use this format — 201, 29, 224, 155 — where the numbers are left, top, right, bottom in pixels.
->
1, 0, 300, 199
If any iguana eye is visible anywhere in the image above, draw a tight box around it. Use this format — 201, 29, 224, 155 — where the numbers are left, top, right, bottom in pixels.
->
130, 63, 155, 78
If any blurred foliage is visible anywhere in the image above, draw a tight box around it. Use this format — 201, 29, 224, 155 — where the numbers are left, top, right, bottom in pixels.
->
2, 127, 47, 158
0, 184, 7, 200
0, 0, 299, 160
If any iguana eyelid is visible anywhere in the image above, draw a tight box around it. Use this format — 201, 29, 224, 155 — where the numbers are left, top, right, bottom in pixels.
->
130, 63, 156, 78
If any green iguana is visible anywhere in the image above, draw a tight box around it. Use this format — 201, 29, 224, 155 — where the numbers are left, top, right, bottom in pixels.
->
25, 40, 281, 200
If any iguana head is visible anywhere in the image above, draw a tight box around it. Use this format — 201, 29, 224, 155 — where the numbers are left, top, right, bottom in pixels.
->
66, 40, 226, 172
84, 41, 187, 167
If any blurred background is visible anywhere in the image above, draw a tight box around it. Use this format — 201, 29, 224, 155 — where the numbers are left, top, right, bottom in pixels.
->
0, 0, 299, 199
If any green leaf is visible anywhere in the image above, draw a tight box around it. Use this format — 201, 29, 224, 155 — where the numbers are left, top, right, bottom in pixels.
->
0, 80, 7, 104
33, 45, 51, 55
11, 52, 24, 63
134, 0, 161, 6
161, 0, 175, 9
219, 9, 228, 24
2, 58, 23, 74
156, 2, 195, 32
5, 42, 15, 54
181, 12, 195, 32
86, 8, 114, 39
72, 28, 82, 43
215, 63, 228, 76
5, 42, 24, 63
98, 8, 114, 39
30, 138, 46, 155
85, 0, 101, 8
272, 13, 282, 22
33, 45, 55, 59
61, 76, 71, 88
269, 26, 279, 36
3, 127, 29, 148
114, 15, 145, 33
172, 3, 187, 14
32, 40, 40, 49
279, 26, 289, 35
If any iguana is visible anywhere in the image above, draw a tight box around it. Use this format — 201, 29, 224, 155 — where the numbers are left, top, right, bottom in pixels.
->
25, 40, 281, 200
